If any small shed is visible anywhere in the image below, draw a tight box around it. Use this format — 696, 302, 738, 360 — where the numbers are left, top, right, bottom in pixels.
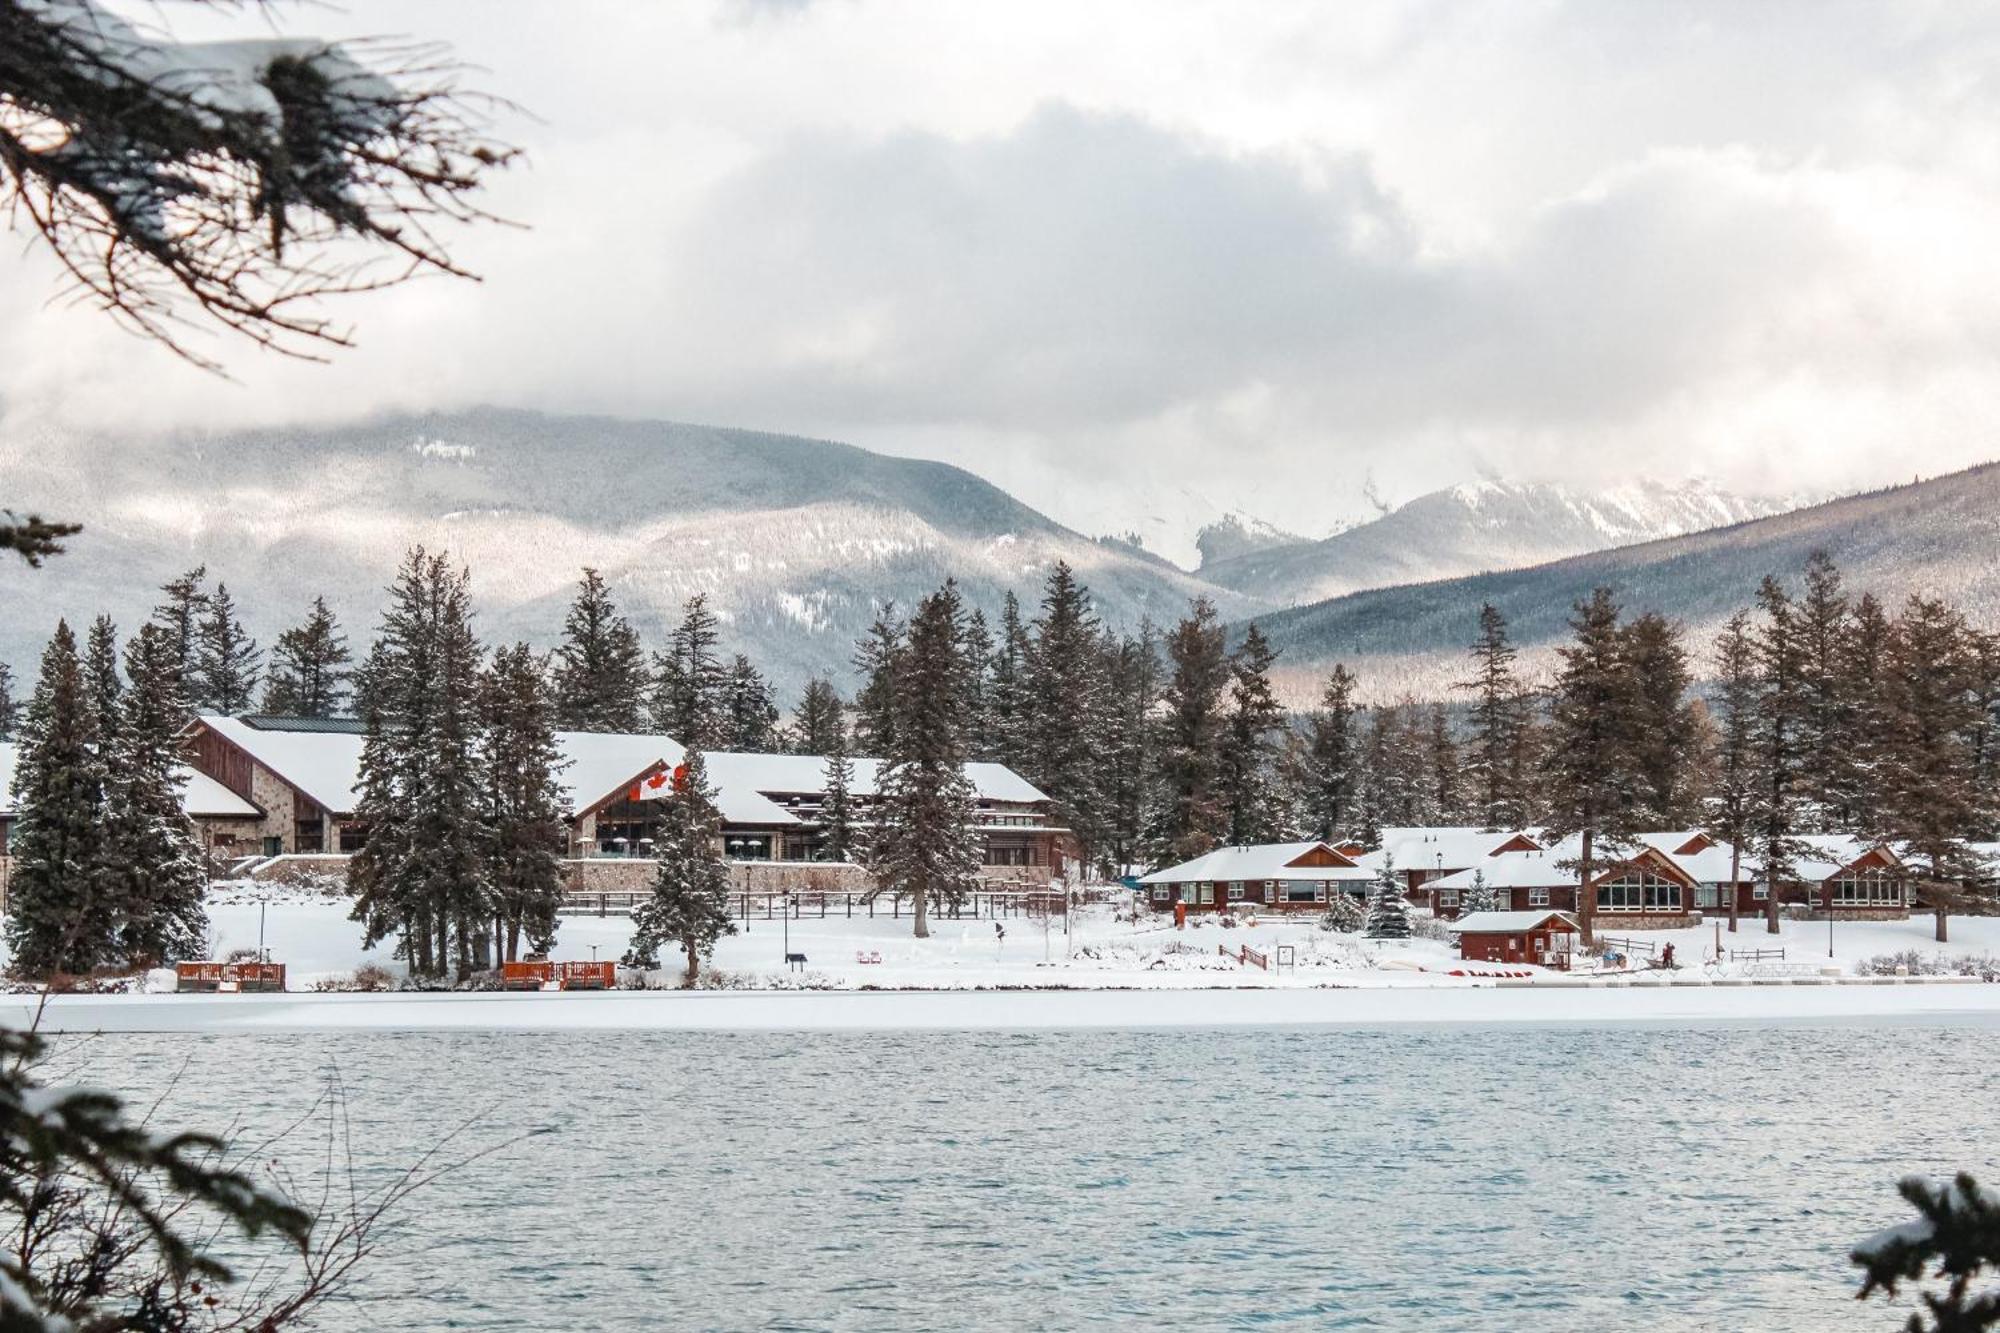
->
1449, 910, 1580, 971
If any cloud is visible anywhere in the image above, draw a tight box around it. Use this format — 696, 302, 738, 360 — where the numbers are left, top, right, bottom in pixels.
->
5, 0, 2000, 554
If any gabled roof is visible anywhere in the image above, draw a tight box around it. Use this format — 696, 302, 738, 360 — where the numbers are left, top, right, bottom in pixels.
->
1449, 910, 1581, 935
1431, 843, 1696, 891
640, 751, 1053, 828
0, 742, 259, 820
1355, 827, 1541, 873
1640, 829, 1715, 856
1139, 841, 1372, 884
1794, 835, 1902, 881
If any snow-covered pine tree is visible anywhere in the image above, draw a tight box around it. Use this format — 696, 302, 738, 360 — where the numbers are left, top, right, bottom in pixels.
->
1878, 594, 1982, 943
1709, 611, 1759, 933
1622, 611, 1697, 830
0, 662, 17, 740
1796, 551, 1859, 832
850, 604, 903, 757
866, 582, 982, 938
348, 549, 492, 980
1539, 587, 1647, 943
1102, 621, 1162, 874
261, 596, 353, 718
552, 568, 647, 733
1748, 575, 1813, 935
105, 624, 208, 964
1318, 887, 1365, 933
1425, 703, 1464, 826
987, 591, 1031, 770
625, 749, 735, 983
1365, 855, 1413, 939
1841, 592, 1895, 836
1459, 867, 1496, 917
1144, 597, 1231, 865
149, 566, 209, 702
960, 608, 997, 760
83, 614, 122, 748
789, 677, 846, 756
483, 642, 570, 962
1022, 561, 1111, 872
1458, 604, 1533, 829
1218, 622, 1285, 846
196, 582, 261, 715
1302, 663, 1361, 842
722, 654, 780, 751
649, 594, 728, 747
1853, 1172, 2000, 1331
820, 727, 857, 863
5, 622, 116, 975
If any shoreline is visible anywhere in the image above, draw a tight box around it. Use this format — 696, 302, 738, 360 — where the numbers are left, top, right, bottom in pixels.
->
6, 980, 1999, 1033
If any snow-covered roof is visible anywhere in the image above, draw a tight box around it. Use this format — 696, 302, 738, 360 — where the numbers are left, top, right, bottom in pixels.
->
1640, 830, 1713, 856
1793, 834, 1899, 882
1430, 843, 1695, 891
1355, 826, 1540, 873
1139, 842, 1372, 884
1449, 909, 1580, 935
555, 732, 681, 817
0, 741, 260, 820
639, 751, 1052, 828
201, 715, 368, 813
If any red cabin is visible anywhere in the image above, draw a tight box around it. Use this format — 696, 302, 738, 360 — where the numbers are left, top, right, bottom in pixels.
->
1450, 910, 1580, 970
175, 961, 287, 993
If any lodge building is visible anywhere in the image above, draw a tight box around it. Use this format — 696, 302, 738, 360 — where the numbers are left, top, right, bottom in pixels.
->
1137, 841, 1375, 913
181, 716, 1074, 882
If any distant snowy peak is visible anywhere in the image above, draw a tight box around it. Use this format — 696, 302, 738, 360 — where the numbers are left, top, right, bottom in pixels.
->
1194, 511, 1307, 569
1200, 477, 1810, 606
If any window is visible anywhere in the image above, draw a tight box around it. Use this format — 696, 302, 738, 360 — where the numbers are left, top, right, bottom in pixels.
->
1198, 884, 1214, 905
1228, 881, 1247, 901
1831, 868, 1904, 906
1438, 890, 1459, 909
1529, 887, 1550, 907
1285, 881, 1318, 903
1151, 886, 1171, 903
1695, 884, 1719, 909
1316, 880, 1330, 902
1595, 870, 1683, 913
1752, 884, 1769, 901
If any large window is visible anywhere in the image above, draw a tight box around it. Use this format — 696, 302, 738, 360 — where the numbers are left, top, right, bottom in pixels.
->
1831, 868, 1904, 906
1529, 887, 1549, 907
1227, 880, 1247, 901
1284, 880, 1318, 903
1596, 870, 1683, 913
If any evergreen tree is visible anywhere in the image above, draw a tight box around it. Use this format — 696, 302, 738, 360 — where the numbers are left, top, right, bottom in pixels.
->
1425, 703, 1463, 825
149, 565, 209, 700
721, 654, 780, 751
1965, 629, 2000, 844
1218, 623, 1285, 845
1795, 550, 1860, 831
552, 568, 647, 732
1748, 575, 1813, 935
987, 591, 1031, 769
866, 582, 982, 938
1622, 611, 1697, 828
1021, 562, 1110, 871
104, 624, 208, 964
789, 677, 846, 755
1144, 598, 1231, 863
5, 622, 115, 975
1708, 610, 1759, 933
1364, 855, 1412, 939
1102, 623, 1162, 871
1853, 1172, 2000, 1332
349, 550, 492, 980
0, 662, 17, 741
483, 642, 569, 962
850, 604, 903, 756
83, 614, 122, 746
1459, 866, 1497, 917
261, 596, 353, 718
195, 582, 262, 714
820, 729, 857, 863
1301, 664, 1361, 842
959, 607, 996, 759
649, 594, 728, 747
1459, 604, 1533, 829
625, 748, 736, 982
1879, 595, 1982, 943
1539, 587, 1645, 942
1842, 591, 1896, 835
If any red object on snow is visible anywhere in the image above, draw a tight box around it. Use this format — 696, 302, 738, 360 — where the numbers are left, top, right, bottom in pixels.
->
557, 961, 615, 991
175, 961, 286, 993
501, 960, 555, 990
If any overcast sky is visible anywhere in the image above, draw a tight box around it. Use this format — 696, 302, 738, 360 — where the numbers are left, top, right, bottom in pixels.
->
6, 0, 1999, 554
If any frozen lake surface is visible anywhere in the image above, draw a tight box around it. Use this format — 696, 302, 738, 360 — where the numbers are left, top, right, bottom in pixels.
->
58, 1019, 1989, 1330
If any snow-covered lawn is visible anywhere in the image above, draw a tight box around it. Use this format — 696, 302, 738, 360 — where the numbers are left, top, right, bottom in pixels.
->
187, 884, 2000, 994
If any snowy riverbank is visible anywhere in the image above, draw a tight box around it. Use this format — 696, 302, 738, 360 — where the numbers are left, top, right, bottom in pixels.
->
8, 977, 2000, 1032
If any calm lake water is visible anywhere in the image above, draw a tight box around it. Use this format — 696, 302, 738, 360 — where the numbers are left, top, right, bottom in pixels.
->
57, 1021, 1992, 1331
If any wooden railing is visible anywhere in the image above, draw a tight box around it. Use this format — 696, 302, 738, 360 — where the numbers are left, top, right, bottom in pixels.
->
1217, 943, 1270, 971
559, 885, 1070, 921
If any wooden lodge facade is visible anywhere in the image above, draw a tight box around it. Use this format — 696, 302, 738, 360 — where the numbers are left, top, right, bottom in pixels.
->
182, 716, 1075, 883
1138, 841, 1375, 913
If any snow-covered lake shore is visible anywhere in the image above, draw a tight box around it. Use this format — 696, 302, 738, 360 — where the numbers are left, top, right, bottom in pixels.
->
11, 975, 2000, 1033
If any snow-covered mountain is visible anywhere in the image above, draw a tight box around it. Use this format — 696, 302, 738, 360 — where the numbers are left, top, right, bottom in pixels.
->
0, 408, 1251, 699
1193, 511, 1311, 568
1199, 478, 1803, 607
